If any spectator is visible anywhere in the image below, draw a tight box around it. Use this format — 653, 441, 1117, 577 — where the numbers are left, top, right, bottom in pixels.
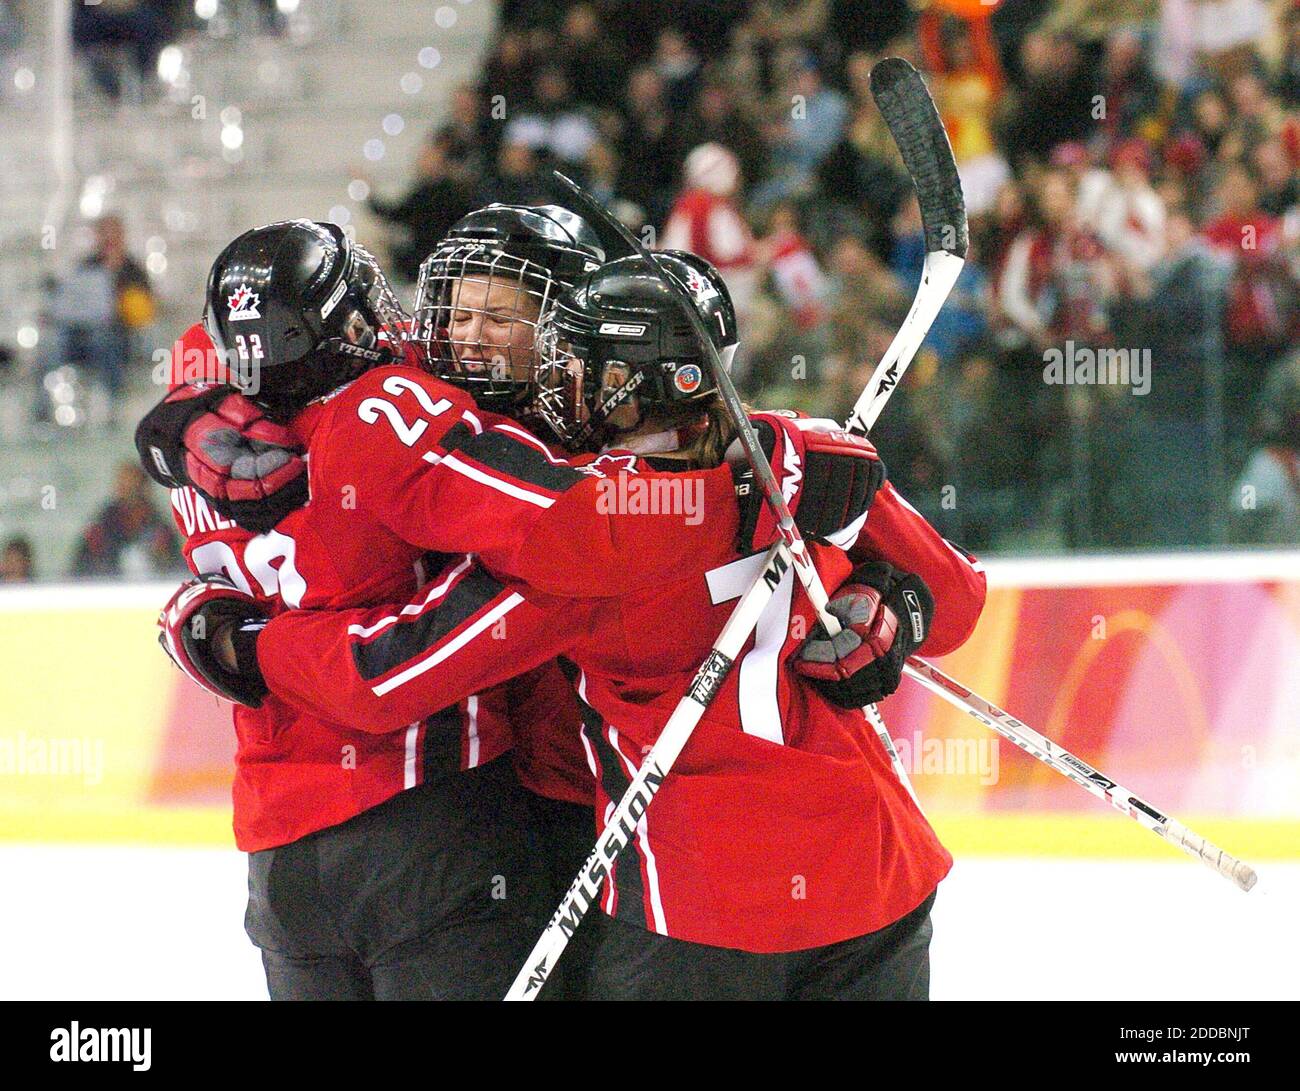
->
653, 27, 703, 112
1188, 87, 1234, 161
1234, 353, 1300, 543
1109, 209, 1230, 546
890, 197, 988, 365
480, 28, 536, 116
919, 11, 1009, 213
661, 143, 758, 351
1281, 4, 1300, 106
979, 178, 1029, 307
1202, 162, 1281, 255
1096, 28, 1162, 150
1225, 69, 1285, 153
557, 4, 624, 108
1251, 138, 1300, 218
438, 85, 495, 180
72, 0, 174, 101
684, 79, 768, 193
49, 215, 155, 404
617, 65, 687, 225
820, 231, 911, 412
503, 66, 600, 165
582, 139, 623, 211
997, 31, 1100, 165
998, 168, 1113, 351
0, 536, 33, 583
481, 140, 552, 206
364, 137, 477, 283
71, 463, 180, 580
753, 53, 849, 207
1076, 139, 1168, 273
758, 201, 828, 333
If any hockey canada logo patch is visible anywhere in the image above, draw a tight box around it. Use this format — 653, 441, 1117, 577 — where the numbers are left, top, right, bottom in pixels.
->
681, 267, 719, 302
673, 364, 703, 394
227, 284, 261, 322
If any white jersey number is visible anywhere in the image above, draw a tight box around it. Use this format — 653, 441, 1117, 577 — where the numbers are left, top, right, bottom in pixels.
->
358, 375, 453, 448
190, 529, 307, 607
704, 552, 795, 745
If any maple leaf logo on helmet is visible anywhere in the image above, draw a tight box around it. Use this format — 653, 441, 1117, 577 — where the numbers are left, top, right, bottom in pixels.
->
227, 284, 261, 321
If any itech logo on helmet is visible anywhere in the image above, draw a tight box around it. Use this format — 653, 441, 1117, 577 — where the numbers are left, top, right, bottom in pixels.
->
227, 284, 261, 322
673, 363, 703, 394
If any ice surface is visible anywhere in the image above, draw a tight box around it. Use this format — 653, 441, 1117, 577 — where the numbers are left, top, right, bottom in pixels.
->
1, 847, 1294, 1000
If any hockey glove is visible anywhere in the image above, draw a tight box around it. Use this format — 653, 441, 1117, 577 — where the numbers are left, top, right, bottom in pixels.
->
795, 562, 934, 708
136, 384, 308, 533
730, 412, 884, 555
158, 576, 270, 707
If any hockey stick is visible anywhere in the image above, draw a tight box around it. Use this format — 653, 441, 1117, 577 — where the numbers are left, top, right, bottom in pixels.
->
506, 69, 968, 998
845, 57, 967, 437
842, 55, 967, 436
900, 657, 1258, 891
851, 65, 1256, 888
506, 175, 847, 1001
508, 110, 958, 997
505, 540, 791, 999
840, 57, 969, 802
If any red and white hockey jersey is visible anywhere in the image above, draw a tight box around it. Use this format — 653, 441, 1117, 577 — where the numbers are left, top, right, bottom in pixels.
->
164, 323, 746, 848
253, 448, 987, 952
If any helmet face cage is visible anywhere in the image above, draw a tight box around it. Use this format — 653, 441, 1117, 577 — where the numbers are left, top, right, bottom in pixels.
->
534, 310, 662, 451
414, 242, 561, 409
350, 240, 410, 345
321, 238, 412, 363
533, 310, 591, 447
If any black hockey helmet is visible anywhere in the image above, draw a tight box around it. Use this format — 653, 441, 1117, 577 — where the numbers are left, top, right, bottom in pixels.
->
533, 250, 738, 449
413, 203, 604, 411
204, 219, 408, 420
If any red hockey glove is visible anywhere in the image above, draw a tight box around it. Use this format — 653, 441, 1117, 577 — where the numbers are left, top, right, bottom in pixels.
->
135, 384, 307, 533
795, 562, 933, 708
158, 576, 270, 707
730, 412, 885, 554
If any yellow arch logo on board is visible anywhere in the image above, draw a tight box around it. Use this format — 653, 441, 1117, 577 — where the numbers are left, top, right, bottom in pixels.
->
1030, 609, 1211, 790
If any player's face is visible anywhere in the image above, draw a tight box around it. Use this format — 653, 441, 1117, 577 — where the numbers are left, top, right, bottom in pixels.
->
595, 361, 642, 433
447, 274, 543, 384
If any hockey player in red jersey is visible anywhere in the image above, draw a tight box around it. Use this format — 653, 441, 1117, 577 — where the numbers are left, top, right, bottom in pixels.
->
170, 251, 987, 999
141, 229, 571, 1000
143, 215, 885, 999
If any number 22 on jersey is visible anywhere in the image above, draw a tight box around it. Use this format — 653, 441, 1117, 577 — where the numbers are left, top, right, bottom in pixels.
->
357, 375, 452, 447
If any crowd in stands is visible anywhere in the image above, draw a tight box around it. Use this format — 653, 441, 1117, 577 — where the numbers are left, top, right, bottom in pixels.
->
7, 0, 1300, 581
363, 0, 1300, 551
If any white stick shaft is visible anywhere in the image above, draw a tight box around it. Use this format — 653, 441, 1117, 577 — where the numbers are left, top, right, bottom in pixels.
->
900, 657, 1258, 892
864, 702, 921, 809
503, 542, 792, 1000
846, 249, 966, 436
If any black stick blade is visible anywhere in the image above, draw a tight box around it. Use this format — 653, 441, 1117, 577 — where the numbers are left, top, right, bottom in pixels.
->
870, 57, 968, 259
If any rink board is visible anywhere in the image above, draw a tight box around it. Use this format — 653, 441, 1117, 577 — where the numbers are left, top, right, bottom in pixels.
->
2, 554, 1298, 858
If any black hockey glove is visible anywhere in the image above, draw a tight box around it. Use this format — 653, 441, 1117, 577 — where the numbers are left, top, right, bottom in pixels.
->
795, 562, 934, 708
158, 576, 270, 707
136, 384, 308, 533
730, 411, 885, 554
